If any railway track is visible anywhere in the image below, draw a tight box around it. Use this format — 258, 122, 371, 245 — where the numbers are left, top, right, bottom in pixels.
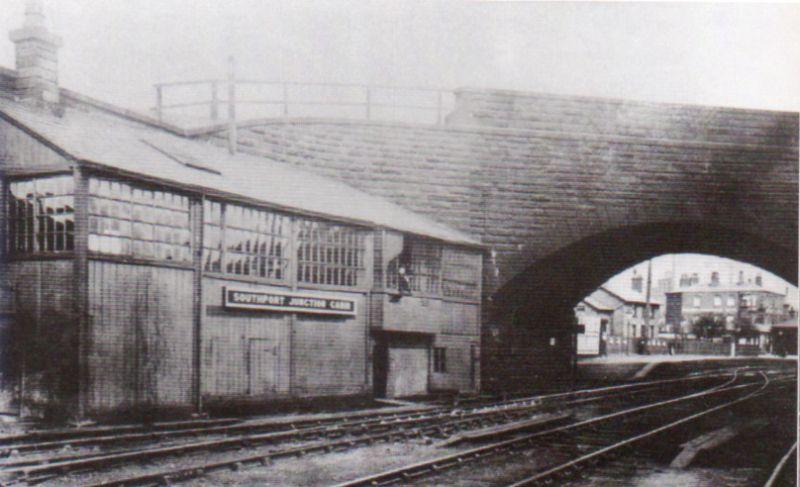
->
764, 440, 797, 487
332, 370, 795, 487
3, 367, 771, 458
0, 369, 759, 486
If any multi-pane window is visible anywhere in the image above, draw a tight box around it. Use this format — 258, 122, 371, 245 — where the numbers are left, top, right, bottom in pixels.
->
222, 203, 289, 280
442, 248, 480, 299
408, 240, 441, 294
388, 239, 480, 299
88, 178, 191, 262
8, 175, 74, 254
296, 219, 365, 287
433, 347, 447, 373
387, 239, 440, 293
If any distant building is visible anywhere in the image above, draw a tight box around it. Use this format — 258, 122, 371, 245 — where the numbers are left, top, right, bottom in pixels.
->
664, 285, 788, 350
575, 287, 660, 355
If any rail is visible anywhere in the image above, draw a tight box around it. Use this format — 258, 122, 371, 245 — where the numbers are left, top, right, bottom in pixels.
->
152, 79, 455, 125
332, 370, 791, 487
763, 440, 797, 487
1, 372, 745, 486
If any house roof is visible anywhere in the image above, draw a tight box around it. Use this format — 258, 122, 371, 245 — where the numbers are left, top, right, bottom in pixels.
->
0, 95, 481, 248
599, 286, 660, 306
583, 296, 615, 312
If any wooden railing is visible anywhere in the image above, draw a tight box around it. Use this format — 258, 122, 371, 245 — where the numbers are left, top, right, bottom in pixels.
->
153, 79, 454, 125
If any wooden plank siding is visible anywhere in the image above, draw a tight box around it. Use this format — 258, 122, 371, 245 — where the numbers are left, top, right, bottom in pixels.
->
8, 260, 77, 417
0, 118, 71, 171
291, 296, 369, 397
431, 333, 479, 393
86, 261, 194, 416
201, 277, 292, 399
381, 295, 480, 394
201, 277, 370, 399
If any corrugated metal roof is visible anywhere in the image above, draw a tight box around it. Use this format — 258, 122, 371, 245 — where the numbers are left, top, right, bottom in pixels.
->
0, 97, 481, 247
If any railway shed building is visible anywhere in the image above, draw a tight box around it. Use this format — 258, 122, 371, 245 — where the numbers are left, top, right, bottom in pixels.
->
0, 73, 483, 419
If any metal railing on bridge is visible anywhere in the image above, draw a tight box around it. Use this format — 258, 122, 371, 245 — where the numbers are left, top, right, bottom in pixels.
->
153, 79, 455, 126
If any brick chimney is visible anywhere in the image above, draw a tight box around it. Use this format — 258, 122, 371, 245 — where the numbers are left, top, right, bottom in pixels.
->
9, 0, 62, 104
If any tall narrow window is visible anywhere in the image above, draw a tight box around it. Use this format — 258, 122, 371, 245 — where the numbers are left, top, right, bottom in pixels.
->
8, 175, 75, 254
202, 200, 222, 272
410, 240, 441, 294
88, 177, 191, 262
433, 347, 447, 373
222, 203, 289, 280
296, 219, 366, 287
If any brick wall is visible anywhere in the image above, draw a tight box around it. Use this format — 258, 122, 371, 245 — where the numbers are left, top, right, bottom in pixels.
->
448, 88, 797, 146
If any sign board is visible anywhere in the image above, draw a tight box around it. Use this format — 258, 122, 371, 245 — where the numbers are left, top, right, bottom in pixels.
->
666, 293, 682, 325
223, 287, 356, 316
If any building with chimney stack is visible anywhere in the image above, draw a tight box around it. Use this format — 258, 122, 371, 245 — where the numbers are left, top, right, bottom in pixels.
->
0, 2, 484, 420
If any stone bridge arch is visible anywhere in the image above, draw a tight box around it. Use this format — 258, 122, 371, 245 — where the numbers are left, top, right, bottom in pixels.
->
482, 221, 797, 392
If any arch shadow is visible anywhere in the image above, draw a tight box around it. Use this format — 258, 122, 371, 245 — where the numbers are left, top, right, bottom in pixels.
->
482, 222, 796, 393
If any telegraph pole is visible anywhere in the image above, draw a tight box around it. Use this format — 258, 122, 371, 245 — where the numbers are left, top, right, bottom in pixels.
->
227, 56, 237, 155
644, 258, 652, 338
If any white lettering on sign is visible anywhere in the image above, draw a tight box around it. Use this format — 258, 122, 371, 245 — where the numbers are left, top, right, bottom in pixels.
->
289, 297, 328, 308
223, 287, 356, 316
329, 300, 351, 311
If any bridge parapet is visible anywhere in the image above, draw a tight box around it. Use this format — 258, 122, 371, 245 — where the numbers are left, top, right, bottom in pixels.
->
153, 79, 455, 127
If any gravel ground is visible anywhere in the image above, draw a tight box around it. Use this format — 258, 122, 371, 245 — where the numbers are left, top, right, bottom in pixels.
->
192, 440, 458, 486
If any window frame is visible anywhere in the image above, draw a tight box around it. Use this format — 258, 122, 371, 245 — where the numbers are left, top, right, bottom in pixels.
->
87, 176, 192, 264
441, 246, 481, 301
295, 218, 367, 289
218, 201, 291, 281
6, 174, 76, 256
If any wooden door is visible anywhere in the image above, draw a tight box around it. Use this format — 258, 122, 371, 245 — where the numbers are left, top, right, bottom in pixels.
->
248, 338, 278, 395
386, 345, 428, 398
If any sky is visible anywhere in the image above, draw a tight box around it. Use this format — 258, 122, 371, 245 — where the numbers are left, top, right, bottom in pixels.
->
1, 1, 797, 302
0, 1, 799, 113
605, 254, 799, 306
